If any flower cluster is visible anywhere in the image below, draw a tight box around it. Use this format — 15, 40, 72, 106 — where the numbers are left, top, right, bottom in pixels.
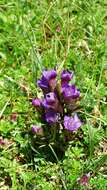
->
32, 69, 82, 133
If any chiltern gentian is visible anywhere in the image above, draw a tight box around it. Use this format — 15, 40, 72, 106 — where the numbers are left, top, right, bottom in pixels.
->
64, 114, 82, 131
45, 109, 59, 124
32, 68, 82, 148
37, 70, 57, 91
61, 70, 73, 87
32, 98, 41, 107
37, 76, 49, 90
62, 84, 80, 102
32, 98, 42, 112
42, 92, 59, 110
43, 70, 57, 81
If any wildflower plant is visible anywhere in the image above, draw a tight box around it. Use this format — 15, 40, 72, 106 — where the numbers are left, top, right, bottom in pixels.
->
31, 69, 82, 159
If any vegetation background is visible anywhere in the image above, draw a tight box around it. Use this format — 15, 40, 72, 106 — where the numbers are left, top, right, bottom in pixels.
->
0, 0, 107, 189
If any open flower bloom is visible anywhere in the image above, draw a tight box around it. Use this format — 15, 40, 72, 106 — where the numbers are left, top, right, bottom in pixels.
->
62, 84, 80, 101
61, 70, 73, 87
37, 70, 57, 91
45, 109, 59, 124
64, 114, 82, 131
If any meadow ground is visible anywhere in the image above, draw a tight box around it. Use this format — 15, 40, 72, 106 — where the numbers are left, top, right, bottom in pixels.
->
0, 0, 107, 189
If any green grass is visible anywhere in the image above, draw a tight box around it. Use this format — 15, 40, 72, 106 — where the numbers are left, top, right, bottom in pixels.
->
0, 0, 107, 189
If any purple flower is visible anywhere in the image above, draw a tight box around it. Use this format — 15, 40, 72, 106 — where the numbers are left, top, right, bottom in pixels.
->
45, 109, 59, 124
42, 92, 59, 111
0, 137, 5, 145
77, 173, 90, 186
32, 98, 41, 107
37, 70, 57, 91
31, 125, 39, 133
64, 114, 82, 131
45, 92, 56, 103
61, 70, 73, 87
31, 125, 43, 135
62, 84, 80, 101
37, 76, 49, 90
43, 70, 57, 81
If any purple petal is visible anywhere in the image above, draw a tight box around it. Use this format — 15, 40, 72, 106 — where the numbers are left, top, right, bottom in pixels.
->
61, 70, 73, 87
46, 92, 56, 103
71, 85, 80, 99
62, 85, 80, 101
32, 98, 41, 107
31, 125, 39, 133
42, 92, 59, 110
31, 125, 43, 135
64, 114, 82, 131
0, 137, 5, 145
45, 109, 59, 124
43, 70, 57, 81
37, 76, 49, 90
37, 70, 57, 91
42, 99, 55, 109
